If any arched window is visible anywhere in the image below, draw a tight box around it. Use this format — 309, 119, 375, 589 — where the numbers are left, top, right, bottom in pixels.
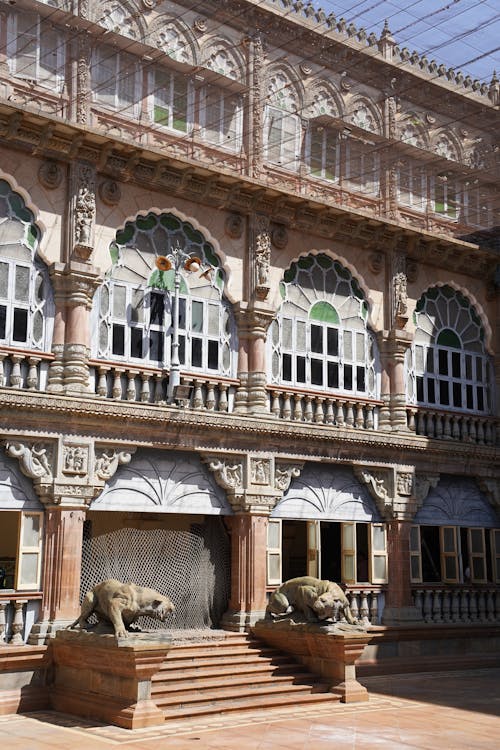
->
264, 72, 302, 171
6, 10, 65, 92
268, 255, 379, 398
93, 213, 237, 377
0, 180, 52, 351
407, 286, 492, 414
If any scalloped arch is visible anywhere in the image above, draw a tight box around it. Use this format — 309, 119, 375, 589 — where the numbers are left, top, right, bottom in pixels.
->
148, 16, 199, 65
201, 37, 246, 83
107, 206, 237, 304
397, 112, 430, 149
274, 248, 377, 331
266, 64, 305, 113
305, 78, 345, 119
432, 129, 463, 163
413, 282, 492, 353
347, 97, 382, 134
93, 0, 146, 41
0, 170, 48, 264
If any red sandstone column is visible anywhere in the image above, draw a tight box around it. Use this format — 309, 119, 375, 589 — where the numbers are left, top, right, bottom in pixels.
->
223, 514, 268, 631
233, 307, 250, 414
29, 507, 85, 644
47, 266, 67, 393
382, 519, 422, 625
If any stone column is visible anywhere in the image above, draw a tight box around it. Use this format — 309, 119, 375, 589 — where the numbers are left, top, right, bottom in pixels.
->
234, 306, 273, 415
378, 329, 412, 432
233, 303, 250, 415
383, 519, 417, 624
29, 506, 86, 643
204, 454, 303, 630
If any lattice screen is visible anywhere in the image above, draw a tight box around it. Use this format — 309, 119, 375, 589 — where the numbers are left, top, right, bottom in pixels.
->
80, 519, 230, 630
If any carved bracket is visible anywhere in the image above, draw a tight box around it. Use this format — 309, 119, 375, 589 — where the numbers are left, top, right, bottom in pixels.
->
6, 441, 54, 482
477, 477, 500, 510
203, 454, 303, 514
354, 465, 440, 521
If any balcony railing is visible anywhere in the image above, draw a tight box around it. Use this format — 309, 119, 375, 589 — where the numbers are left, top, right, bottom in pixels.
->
0, 593, 42, 645
407, 407, 497, 445
346, 586, 385, 625
412, 586, 500, 624
0, 348, 52, 391
88, 361, 238, 412
268, 387, 381, 430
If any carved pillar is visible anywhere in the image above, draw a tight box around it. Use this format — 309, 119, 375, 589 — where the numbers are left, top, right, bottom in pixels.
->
204, 454, 303, 630
234, 305, 273, 415
48, 262, 102, 395
74, 31, 91, 125
354, 466, 439, 625
6, 439, 135, 643
233, 304, 250, 415
248, 33, 264, 179
378, 329, 412, 432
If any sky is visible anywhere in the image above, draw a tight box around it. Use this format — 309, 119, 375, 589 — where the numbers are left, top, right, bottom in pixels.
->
315, 0, 499, 82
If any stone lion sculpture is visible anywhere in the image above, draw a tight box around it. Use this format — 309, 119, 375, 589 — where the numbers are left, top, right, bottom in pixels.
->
266, 576, 357, 624
68, 579, 175, 638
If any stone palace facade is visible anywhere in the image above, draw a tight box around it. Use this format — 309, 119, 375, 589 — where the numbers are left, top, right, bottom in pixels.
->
0, 0, 499, 646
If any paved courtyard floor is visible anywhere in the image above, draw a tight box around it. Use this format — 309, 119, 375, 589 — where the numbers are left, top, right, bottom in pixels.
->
1, 668, 498, 749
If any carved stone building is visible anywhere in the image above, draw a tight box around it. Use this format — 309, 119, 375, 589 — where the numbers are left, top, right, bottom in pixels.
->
0, 0, 499, 652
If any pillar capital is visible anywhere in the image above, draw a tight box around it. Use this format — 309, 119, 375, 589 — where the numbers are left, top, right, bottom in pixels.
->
353, 464, 440, 521
202, 452, 303, 514
49, 261, 102, 310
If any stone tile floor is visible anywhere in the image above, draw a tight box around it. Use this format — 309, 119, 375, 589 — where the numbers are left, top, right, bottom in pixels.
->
1, 668, 498, 749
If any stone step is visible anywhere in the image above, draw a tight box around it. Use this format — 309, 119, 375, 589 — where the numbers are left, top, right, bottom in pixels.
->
152, 670, 323, 696
162, 642, 278, 661
157, 681, 333, 709
160, 690, 340, 721
157, 651, 292, 671
153, 661, 311, 684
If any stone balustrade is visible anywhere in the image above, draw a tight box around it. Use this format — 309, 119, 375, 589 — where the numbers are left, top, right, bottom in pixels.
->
269, 388, 380, 429
89, 361, 237, 412
407, 407, 497, 445
412, 587, 500, 624
0, 348, 52, 392
345, 587, 384, 625
0, 595, 42, 645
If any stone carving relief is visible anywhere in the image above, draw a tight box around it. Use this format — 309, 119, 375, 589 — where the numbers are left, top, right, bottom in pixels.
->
76, 33, 91, 125
38, 161, 63, 190
225, 212, 244, 239
271, 225, 288, 250
356, 468, 392, 518
368, 251, 384, 275
392, 253, 408, 329
62, 445, 88, 476
251, 214, 271, 300
250, 457, 270, 486
274, 463, 302, 492
6, 442, 53, 480
72, 162, 96, 259
207, 457, 244, 491
94, 448, 135, 481
414, 473, 440, 507
99, 179, 121, 206
396, 471, 413, 496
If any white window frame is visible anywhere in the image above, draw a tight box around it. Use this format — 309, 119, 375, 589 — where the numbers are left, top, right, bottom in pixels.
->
345, 138, 379, 195
432, 174, 460, 220
267, 519, 282, 586
463, 183, 492, 228
440, 526, 459, 583
369, 523, 388, 584
92, 45, 140, 117
307, 124, 339, 182
410, 525, 423, 583
467, 528, 487, 583
15, 511, 44, 591
6, 10, 65, 92
397, 161, 427, 212
341, 522, 356, 585
491, 529, 500, 584
200, 84, 243, 151
148, 67, 193, 134
307, 520, 320, 579
264, 105, 301, 171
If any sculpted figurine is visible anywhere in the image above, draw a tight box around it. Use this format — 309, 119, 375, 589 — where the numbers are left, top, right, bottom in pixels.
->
69, 579, 175, 638
266, 576, 357, 624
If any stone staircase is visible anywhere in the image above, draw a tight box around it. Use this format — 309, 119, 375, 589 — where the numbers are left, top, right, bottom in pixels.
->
152, 632, 340, 721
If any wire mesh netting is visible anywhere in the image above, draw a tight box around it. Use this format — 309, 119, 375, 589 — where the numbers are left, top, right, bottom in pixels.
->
80, 518, 230, 630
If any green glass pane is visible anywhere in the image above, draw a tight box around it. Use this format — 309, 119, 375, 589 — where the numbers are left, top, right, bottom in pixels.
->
0, 180, 9, 196
335, 262, 350, 280
148, 269, 174, 291
283, 266, 296, 283
215, 269, 224, 291
317, 254, 332, 269
351, 279, 364, 300
203, 244, 219, 267
415, 297, 424, 313
116, 225, 135, 245
183, 224, 203, 243
109, 244, 120, 264
427, 287, 439, 300
160, 215, 180, 230
309, 301, 339, 324
436, 329, 461, 348
442, 286, 454, 299
279, 281, 286, 299
8, 194, 25, 216
136, 214, 157, 231
297, 256, 314, 269
26, 224, 38, 249
361, 302, 368, 320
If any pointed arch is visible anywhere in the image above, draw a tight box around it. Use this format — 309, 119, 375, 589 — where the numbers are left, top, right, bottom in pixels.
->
268, 252, 380, 398
148, 16, 199, 66
432, 130, 462, 163
92, 0, 146, 41
397, 112, 430, 149
305, 79, 345, 119
201, 37, 245, 83
266, 64, 304, 113
347, 97, 382, 135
